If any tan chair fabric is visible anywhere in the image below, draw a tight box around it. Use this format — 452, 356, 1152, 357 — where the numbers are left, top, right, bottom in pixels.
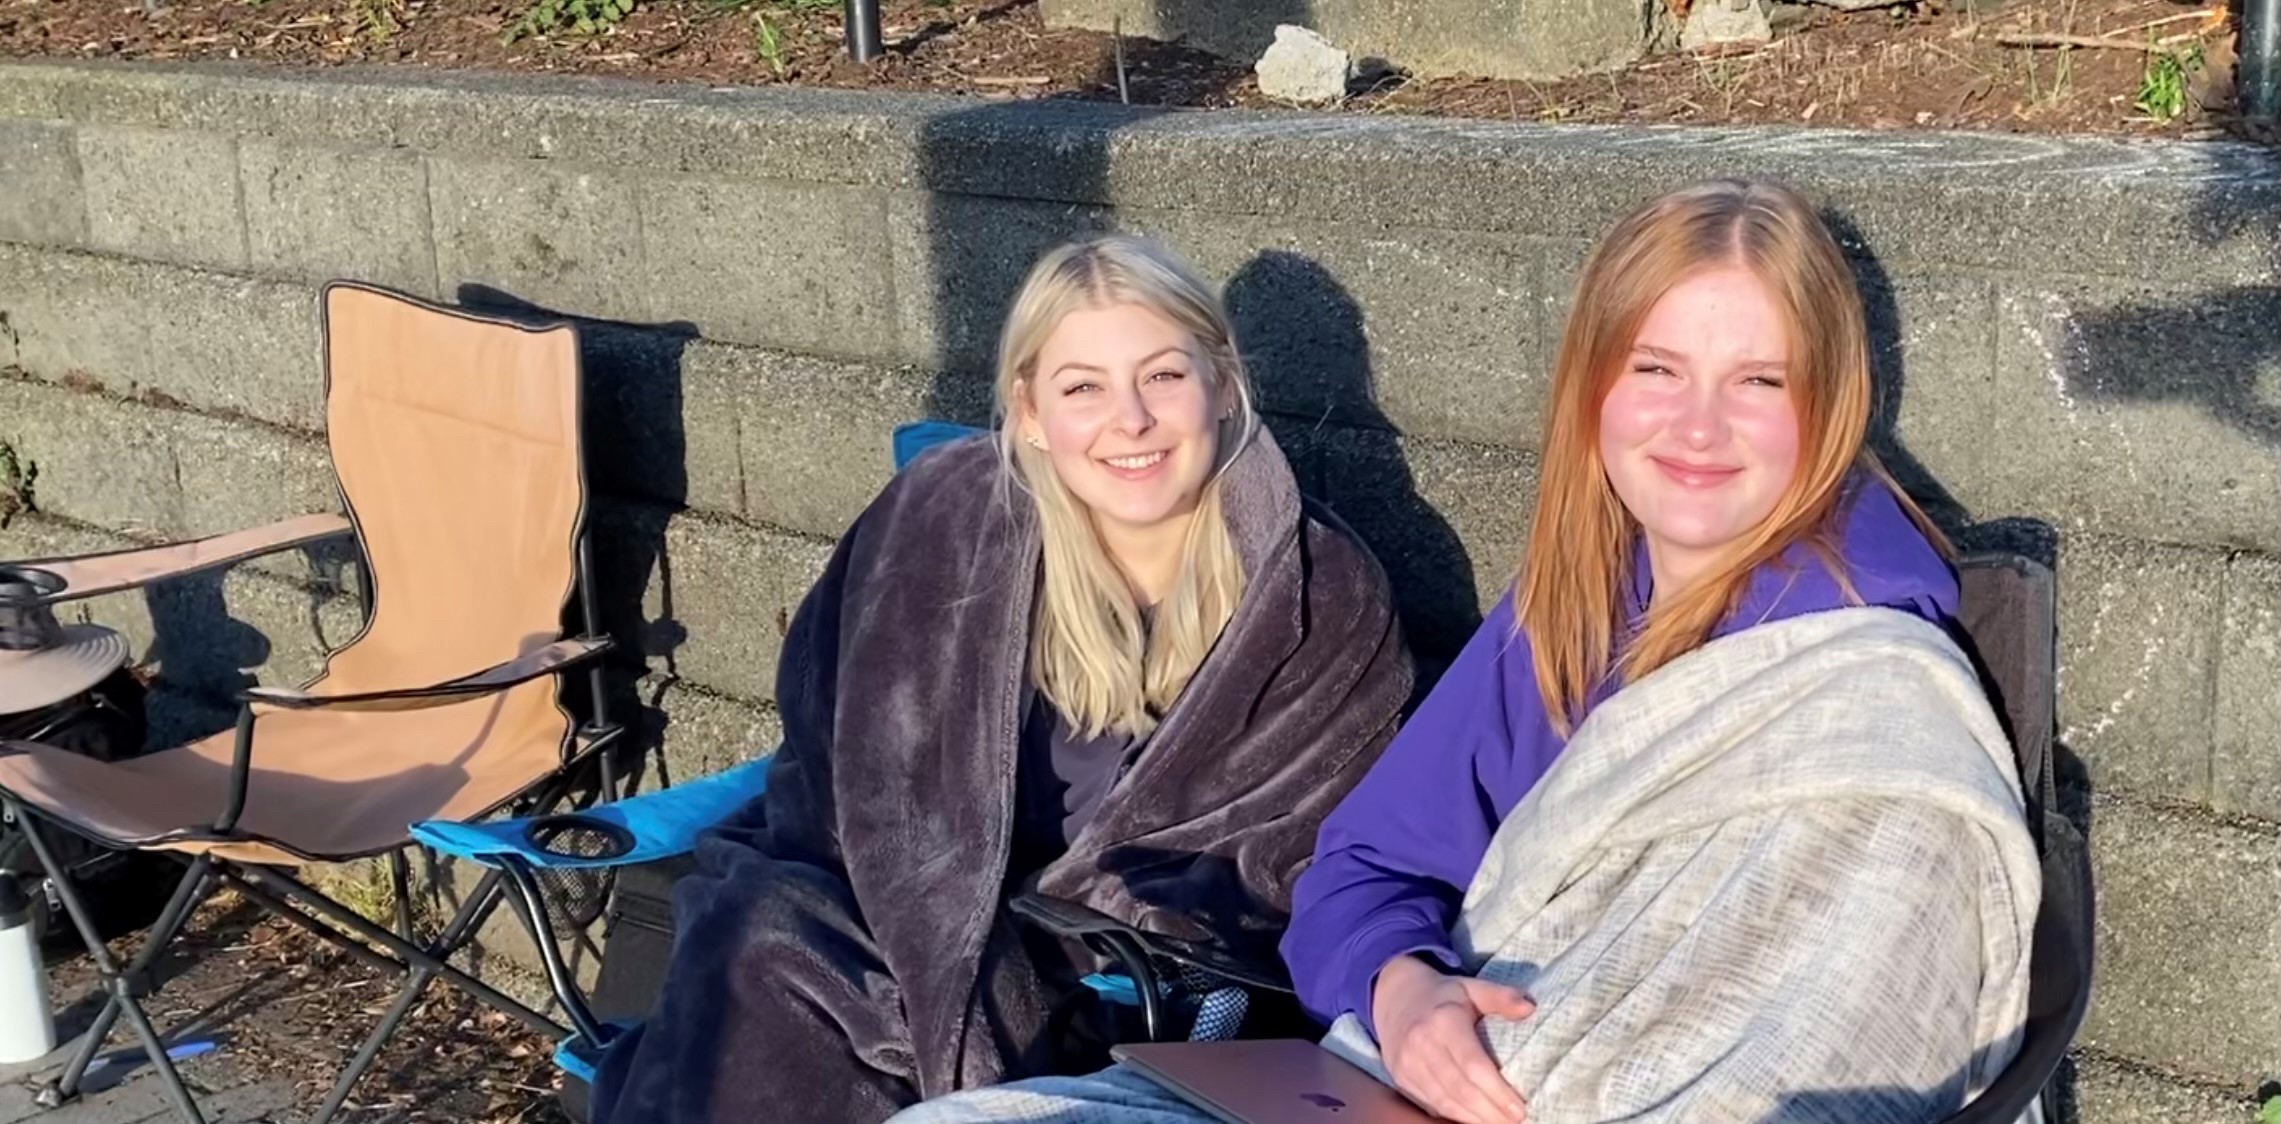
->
0, 284, 590, 865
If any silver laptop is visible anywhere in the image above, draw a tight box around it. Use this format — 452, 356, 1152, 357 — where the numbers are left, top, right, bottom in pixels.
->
1113, 1039, 1445, 1123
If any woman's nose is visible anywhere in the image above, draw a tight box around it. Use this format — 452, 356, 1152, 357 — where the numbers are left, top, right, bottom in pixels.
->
1674, 389, 1728, 449
1111, 387, 1155, 435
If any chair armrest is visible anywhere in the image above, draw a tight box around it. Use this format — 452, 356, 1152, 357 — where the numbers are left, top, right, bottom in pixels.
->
244, 636, 612, 712
10, 513, 354, 605
1008, 890, 1295, 996
412, 755, 773, 871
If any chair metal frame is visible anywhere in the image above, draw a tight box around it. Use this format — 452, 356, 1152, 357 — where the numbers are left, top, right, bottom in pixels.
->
0, 281, 632, 1124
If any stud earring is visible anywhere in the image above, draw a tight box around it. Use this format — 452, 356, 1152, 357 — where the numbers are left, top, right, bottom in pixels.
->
1024, 434, 1045, 450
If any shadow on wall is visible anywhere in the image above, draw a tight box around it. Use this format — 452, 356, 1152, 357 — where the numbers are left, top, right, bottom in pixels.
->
134, 519, 367, 750
2064, 159, 2281, 455
1828, 212, 2065, 571
1223, 251, 1481, 674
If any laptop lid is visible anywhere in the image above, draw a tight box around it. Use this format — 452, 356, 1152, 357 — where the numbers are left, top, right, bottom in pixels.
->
1113, 1039, 1445, 1124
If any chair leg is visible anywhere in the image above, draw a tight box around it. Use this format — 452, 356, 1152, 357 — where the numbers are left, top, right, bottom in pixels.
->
309, 964, 434, 1124
499, 860, 610, 1048
108, 983, 208, 1124
44, 859, 212, 1103
10, 807, 214, 1124
309, 868, 515, 1124
388, 849, 414, 941
39, 996, 117, 1107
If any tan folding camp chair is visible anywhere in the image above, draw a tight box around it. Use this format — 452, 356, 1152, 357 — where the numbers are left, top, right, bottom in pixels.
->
0, 281, 625, 1124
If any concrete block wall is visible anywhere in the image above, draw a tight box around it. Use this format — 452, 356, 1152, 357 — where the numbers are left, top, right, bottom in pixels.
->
0, 59, 2272, 1117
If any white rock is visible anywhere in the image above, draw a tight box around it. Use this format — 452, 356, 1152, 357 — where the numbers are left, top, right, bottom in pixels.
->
1682, 0, 1774, 49
1254, 24, 1352, 105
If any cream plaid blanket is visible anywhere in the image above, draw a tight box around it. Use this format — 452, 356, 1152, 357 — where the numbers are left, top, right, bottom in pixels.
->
1322, 606, 2043, 1123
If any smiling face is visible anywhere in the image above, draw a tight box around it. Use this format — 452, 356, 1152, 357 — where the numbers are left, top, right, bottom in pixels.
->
1597, 265, 1802, 597
1018, 302, 1225, 537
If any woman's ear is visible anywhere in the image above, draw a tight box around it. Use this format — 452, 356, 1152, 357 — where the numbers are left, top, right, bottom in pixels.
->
1013, 381, 1048, 450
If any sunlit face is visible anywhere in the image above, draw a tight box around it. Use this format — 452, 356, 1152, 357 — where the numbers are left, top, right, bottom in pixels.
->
1597, 266, 1802, 595
1019, 302, 1225, 535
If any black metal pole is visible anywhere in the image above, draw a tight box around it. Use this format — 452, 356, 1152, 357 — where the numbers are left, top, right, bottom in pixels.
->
844, 0, 883, 62
2243, 0, 2281, 128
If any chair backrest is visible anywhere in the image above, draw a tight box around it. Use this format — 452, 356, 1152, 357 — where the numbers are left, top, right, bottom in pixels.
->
1943, 553, 2095, 1124
313, 283, 587, 695
1952, 554, 2057, 819
893, 420, 986, 472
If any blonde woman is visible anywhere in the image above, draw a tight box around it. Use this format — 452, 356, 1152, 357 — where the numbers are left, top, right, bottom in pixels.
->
893, 180, 2037, 1124
588, 235, 1415, 1124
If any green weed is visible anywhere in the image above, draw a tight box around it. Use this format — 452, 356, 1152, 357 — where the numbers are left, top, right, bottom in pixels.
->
2256, 1094, 2280, 1124
753, 10, 786, 74
505, 0, 636, 44
350, 0, 404, 44
2134, 42, 2202, 121
318, 859, 441, 933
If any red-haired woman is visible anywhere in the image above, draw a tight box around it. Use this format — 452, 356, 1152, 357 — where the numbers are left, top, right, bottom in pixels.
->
1283, 177, 2037, 1123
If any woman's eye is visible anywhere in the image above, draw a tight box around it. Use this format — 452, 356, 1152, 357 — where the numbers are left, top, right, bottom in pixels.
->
1633, 364, 1674, 377
1744, 375, 1787, 389
1148, 369, 1186, 383
1062, 382, 1099, 396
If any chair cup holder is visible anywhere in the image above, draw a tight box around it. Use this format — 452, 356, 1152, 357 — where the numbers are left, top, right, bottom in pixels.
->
522, 813, 635, 862
0, 567, 64, 608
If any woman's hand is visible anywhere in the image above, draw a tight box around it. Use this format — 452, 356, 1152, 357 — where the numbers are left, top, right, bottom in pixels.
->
1370, 954, 1533, 1124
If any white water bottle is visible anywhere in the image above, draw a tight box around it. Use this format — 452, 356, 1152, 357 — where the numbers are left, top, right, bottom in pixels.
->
0, 877, 54, 1063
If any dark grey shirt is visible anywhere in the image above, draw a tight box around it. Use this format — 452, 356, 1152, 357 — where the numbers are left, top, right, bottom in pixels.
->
1010, 694, 1143, 880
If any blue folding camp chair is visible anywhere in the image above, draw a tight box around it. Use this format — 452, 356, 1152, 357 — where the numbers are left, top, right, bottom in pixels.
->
410, 420, 1269, 1097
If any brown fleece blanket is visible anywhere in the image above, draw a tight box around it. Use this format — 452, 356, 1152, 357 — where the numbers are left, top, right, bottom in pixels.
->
588, 430, 1414, 1124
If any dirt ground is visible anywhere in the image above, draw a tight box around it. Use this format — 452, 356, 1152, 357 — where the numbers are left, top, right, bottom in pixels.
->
0, 0, 2260, 140
46, 889, 573, 1124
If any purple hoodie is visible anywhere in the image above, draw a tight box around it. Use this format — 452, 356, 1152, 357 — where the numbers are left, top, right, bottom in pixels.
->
1280, 478, 1959, 1037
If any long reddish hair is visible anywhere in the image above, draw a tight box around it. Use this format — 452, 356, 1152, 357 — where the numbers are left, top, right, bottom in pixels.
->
1515, 177, 1948, 733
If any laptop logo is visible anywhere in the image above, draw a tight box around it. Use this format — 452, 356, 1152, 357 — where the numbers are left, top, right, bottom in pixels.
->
1300, 1092, 1347, 1111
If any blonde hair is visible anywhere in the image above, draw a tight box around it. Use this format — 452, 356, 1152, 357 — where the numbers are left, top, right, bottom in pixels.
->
1516, 177, 1949, 733
996, 235, 1262, 737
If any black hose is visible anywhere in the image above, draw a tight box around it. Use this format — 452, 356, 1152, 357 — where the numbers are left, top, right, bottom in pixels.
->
844, 0, 884, 62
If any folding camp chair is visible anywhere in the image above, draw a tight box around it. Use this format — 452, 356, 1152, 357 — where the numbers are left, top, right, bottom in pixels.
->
0, 281, 627, 1124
